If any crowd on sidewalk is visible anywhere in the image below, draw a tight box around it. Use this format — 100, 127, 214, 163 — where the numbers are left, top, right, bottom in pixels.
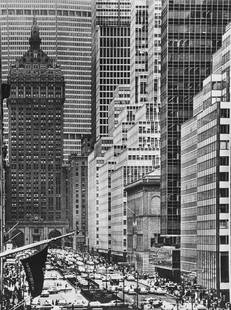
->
0, 247, 231, 310
1, 259, 26, 309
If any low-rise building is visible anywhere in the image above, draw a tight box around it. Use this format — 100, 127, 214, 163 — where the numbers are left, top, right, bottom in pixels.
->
125, 170, 160, 273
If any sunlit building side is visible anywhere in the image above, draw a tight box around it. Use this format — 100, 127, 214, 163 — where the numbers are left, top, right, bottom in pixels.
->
181, 23, 231, 301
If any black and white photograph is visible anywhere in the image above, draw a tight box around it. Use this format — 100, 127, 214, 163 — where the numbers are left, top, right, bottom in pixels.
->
0, 0, 230, 309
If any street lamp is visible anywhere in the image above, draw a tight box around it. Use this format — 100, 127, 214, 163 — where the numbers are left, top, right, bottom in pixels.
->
118, 262, 131, 304
136, 271, 139, 309
175, 290, 180, 310
115, 287, 118, 309
126, 206, 137, 270
105, 262, 108, 291
191, 291, 195, 310
122, 267, 125, 304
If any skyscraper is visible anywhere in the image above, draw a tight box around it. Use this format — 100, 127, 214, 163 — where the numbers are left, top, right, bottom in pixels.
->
161, 0, 231, 245
6, 19, 68, 244
91, 0, 131, 144
67, 153, 88, 250
0, 0, 92, 161
130, 0, 148, 105
181, 23, 231, 298
0, 42, 3, 288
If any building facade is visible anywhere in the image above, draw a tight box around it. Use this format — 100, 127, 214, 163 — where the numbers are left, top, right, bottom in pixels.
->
125, 170, 160, 274
67, 154, 88, 251
108, 85, 130, 137
181, 23, 231, 300
91, 0, 131, 144
6, 19, 68, 244
0, 0, 92, 161
147, 0, 161, 105
87, 138, 113, 251
130, 0, 148, 105
180, 117, 197, 274
0, 43, 4, 288
161, 0, 231, 247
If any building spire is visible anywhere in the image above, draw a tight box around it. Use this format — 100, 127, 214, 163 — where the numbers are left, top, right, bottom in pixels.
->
29, 16, 41, 50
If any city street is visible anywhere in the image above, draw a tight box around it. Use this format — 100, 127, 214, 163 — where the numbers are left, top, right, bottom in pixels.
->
24, 269, 89, 308
35, 249, 184, 309
94, 276, 177, 308
3, 248, 211, 310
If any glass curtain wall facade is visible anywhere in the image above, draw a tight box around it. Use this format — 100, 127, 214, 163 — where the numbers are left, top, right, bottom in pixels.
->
91, 0, 131, 144
161, 0, 231, 241
0, 40, 3, 266
181, 116, 197, 273
0, 0, 92, 162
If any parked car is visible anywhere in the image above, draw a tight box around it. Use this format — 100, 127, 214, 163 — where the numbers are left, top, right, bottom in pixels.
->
154, 287, 166, 295
126, 275, 135, 281
139, 286, 149, 294
48, 286, 59, 294
128, 288, 136, 295
40, 290, 49, 298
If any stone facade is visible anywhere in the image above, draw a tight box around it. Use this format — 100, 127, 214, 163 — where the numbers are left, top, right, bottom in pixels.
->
6, 19, 69, 245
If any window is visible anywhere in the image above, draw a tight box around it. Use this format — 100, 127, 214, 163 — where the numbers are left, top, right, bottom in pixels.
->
219, 204, 229, 213
220, 172, 229, 181
220, 188, 229, 197
220, 156, 229, 166
220, 236, 229, 245
220, 125, 229, 134
220, 140, 229, 150
220, 220, 228, 229
221, 252, 229, 282
220, 109, 230, 118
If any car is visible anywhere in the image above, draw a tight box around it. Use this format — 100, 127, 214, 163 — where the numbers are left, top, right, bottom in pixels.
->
139, 286, 149, 294
46, 264, 53, 271
126, 275, 135, 281
128, 288, 136, 295
149, 286, 157, 293
161, 301, 174, 310
143, 298, 163, 308
123, 286, 130, 294
154, 287, 166, 295
94, 273, 103, 280
48, 286, 59, 294
40, 290, 49, 297
102, 300, 124, 307
89, 301, 102, 307
58, 299, 68, 306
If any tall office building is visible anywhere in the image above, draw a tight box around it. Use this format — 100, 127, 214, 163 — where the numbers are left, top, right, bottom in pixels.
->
67, 154, 88, 250
130, 0, 148, 105
161, 1, 231, 245
0, 39, 3, 282
0, 0, 91, 162
91, 0, 131, 144
147, 0, 161, 105
6, 19, 68, 244
181, 23, 231, 299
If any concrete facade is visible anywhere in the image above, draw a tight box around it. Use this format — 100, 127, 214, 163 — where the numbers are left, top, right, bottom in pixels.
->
181, 23, 231, 300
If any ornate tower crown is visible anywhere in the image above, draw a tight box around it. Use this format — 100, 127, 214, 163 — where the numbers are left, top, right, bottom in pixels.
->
29, 17, 41, 50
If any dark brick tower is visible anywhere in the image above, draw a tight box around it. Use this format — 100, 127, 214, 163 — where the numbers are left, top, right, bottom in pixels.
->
6, 18, 68, 245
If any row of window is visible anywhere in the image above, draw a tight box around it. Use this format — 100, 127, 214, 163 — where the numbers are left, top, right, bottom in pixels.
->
1, 9, 91, 17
